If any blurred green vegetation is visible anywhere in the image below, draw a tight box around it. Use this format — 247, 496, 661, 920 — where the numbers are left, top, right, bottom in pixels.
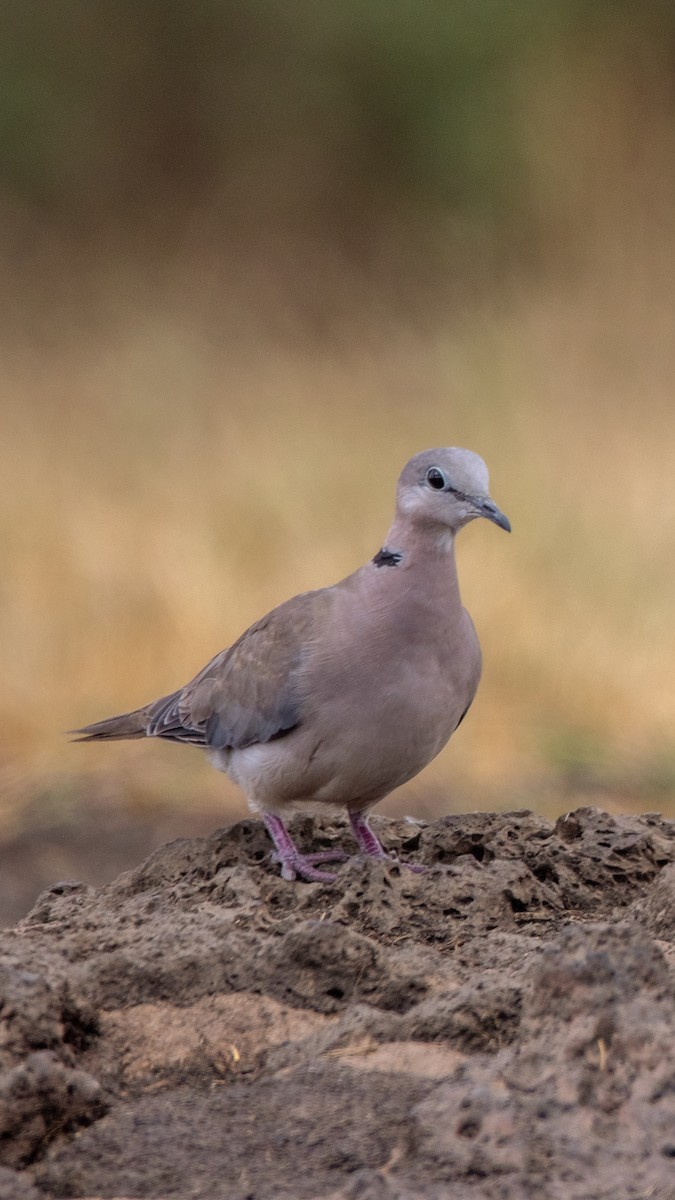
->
0, 1, 673, 250
1, 0, 675, 836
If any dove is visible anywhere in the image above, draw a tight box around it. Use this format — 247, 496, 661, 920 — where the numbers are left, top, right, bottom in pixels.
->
74, 448, 510, 882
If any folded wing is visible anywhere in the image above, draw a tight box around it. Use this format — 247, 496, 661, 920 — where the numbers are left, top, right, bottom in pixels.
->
75, 590, 323, 750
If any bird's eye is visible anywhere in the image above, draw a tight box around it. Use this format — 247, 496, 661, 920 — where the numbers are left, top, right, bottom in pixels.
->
426, 467, 446, 490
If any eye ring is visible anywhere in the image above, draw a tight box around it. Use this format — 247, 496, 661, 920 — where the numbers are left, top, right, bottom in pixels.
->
426, 467, 447, 490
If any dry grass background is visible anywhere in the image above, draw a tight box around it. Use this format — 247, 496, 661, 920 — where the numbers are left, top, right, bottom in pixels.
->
2, 8, 675, 844
3, 253, 675, 830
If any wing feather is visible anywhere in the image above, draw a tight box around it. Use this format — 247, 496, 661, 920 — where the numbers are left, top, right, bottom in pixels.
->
146, 590, 323, 750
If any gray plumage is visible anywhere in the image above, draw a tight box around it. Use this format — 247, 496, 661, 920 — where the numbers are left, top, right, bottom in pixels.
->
75, 448, 510, 881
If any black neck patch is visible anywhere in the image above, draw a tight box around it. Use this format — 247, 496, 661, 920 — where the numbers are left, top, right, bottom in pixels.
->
372, 547, 403, 568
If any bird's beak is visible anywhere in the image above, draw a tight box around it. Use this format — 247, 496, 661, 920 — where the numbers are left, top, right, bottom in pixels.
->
475, 496, 511, 532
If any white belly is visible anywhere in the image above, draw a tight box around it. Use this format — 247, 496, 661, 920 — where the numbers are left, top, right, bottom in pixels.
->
213, 658, 474, 814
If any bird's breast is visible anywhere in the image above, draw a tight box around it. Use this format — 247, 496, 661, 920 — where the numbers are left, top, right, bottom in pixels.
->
222, 577, 482, 812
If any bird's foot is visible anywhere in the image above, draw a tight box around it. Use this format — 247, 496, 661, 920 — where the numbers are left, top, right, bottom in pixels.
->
303, 849, 351, 864
273, 850, 348, 883
262, 811, 425, 884
264, 813, 347, 884
389, 855, 427, 874
349, 810, 426, 874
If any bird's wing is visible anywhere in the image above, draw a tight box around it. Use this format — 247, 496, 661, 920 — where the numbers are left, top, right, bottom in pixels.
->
146, 590, 325, 750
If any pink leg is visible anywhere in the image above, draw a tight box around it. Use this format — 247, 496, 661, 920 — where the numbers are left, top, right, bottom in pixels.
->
349, 811, 426, 873
263, 813, 348, 883
348, 811, 389, 858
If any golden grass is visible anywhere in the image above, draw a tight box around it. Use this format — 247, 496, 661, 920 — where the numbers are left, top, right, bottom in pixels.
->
3, 53, 675, 830
2, 227, 675, 833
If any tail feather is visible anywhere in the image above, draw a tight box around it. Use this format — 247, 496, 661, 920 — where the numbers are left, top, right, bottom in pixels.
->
70, 705, 151, 742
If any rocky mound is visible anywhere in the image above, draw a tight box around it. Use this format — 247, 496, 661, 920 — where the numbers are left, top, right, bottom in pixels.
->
1, 806, 675, 1200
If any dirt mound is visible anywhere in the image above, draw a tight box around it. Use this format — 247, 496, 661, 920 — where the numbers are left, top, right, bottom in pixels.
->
1, 806, 674, 1199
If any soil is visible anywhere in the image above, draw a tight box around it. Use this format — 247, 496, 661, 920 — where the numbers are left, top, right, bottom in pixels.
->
1, 806, 675, 1200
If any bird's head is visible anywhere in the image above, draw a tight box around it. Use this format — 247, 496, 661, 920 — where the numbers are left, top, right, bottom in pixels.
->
396, 448, 511, 535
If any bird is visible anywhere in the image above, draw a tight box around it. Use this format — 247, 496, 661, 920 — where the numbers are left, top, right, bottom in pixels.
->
74, 448, 510, 883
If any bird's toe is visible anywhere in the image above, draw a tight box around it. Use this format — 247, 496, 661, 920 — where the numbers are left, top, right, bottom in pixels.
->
396, 859, 426, 874
271, 849, 340, 883
289, 856, 339, 883
303, 850, 350, 865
